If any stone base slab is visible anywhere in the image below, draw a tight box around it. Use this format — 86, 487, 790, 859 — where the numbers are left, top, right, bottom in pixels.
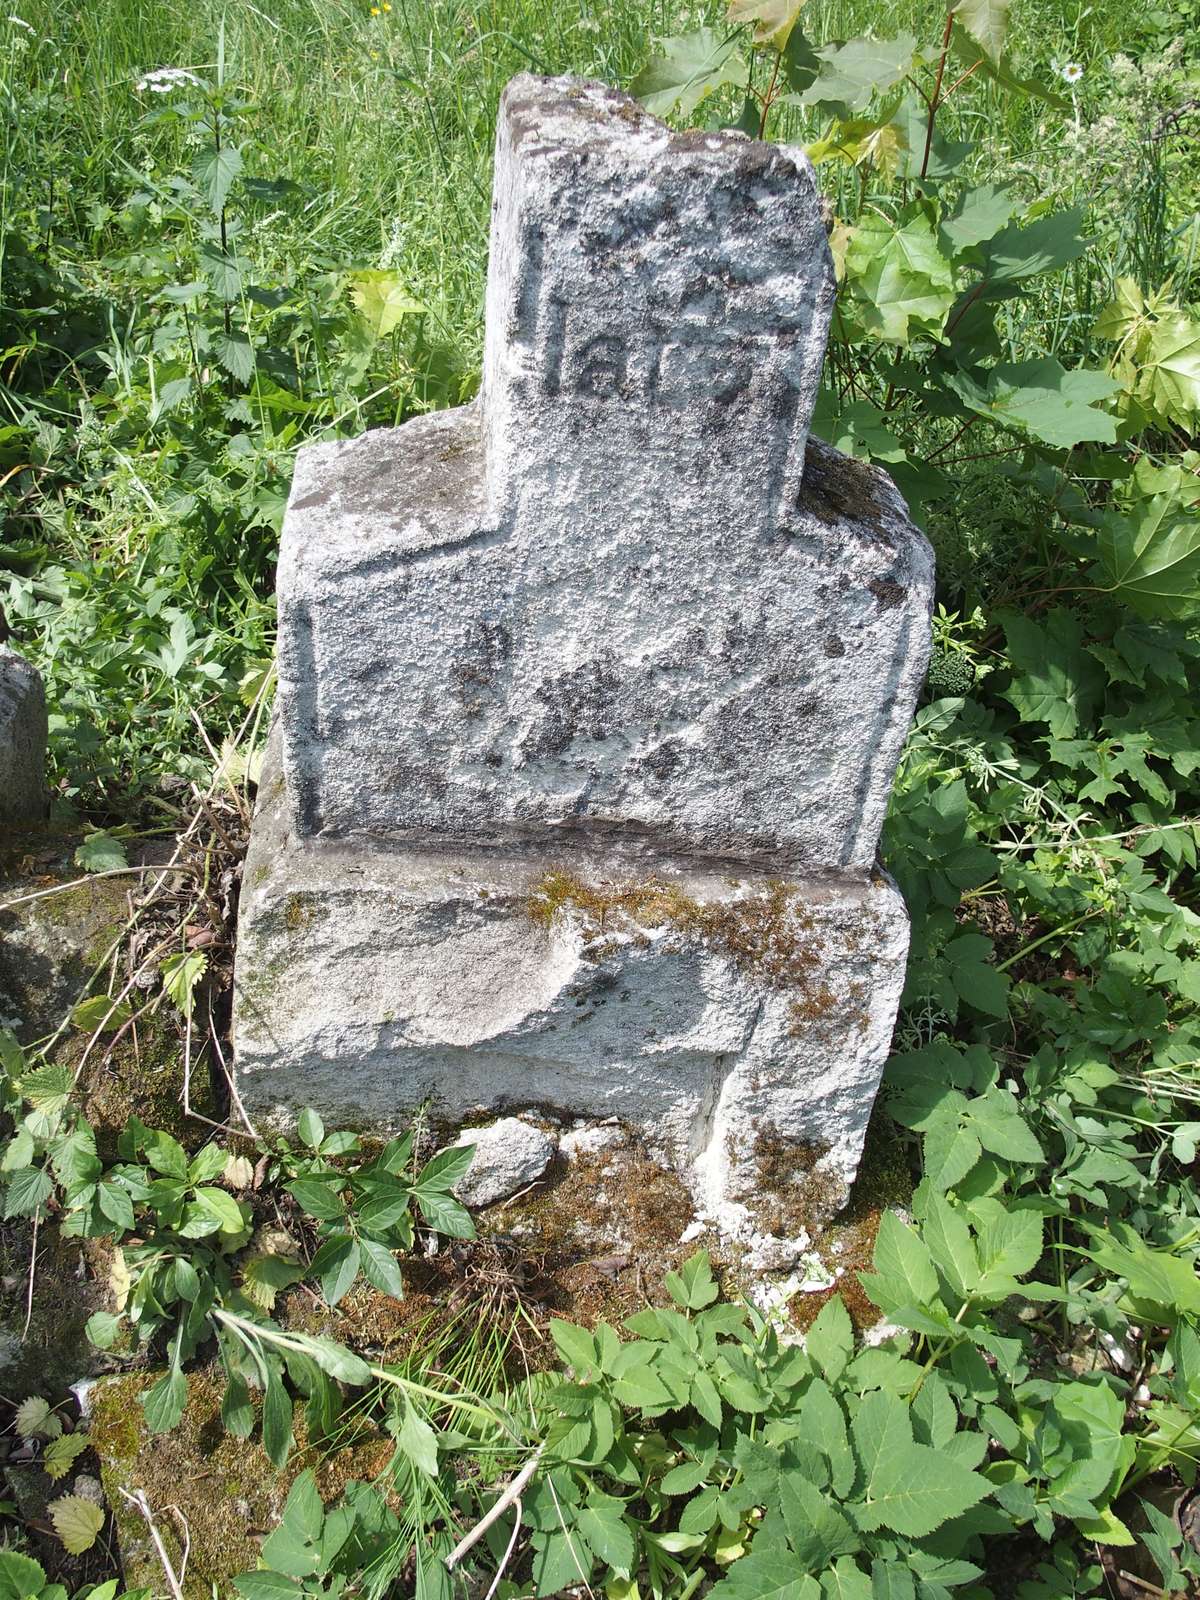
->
234, 737, 909, 1243
0, 648, 46, 824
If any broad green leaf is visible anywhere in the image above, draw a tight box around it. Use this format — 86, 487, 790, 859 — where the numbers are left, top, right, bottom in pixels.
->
980, 209, 1089, 285
631, 29, 750, 118
297, 1108, 325, 1151
0, 1553, 48, 1600
74, 831, 128, 873
577, 1496, 636, 1576
194, 1185, 246, 1235
665, 1250, 718, 1310
727, 0, 805, 48
42, 1433, 89, 1482
287, 1177, 345, 1221
211, 334, 255, 386
85, 1311, 121, 1349
1095, 495, 1200, 621
70, 995, 132, 1035
948, 358, 1118, 447
949, 27, 1068, 106
921, 1194, 979, 1300
143, 1128, 189, 1179
952, 0, 1009, 61
968, 1090, 1045, 1163
794, 33, 917, 114
262, 1366, 294, 1467
192, 142, 243, 213
843, 211, 955, 343
922, 1110, 982, 1192
396, 1398, 439, 1477
1002, 611, 1104, 739
359, 1238, 404, 1298
850, 1389, 913, 1485
234, 1574, 303, 1600
414, 1186, 475, 1239
708, 1541, 821, 1599
939, 183, 1017, 255
780, 1473, 860, 1569
415, 1141, 475, 1192
4, 1166, 52, 1219
857, 1441, 990, 1536
868, 1210, 939, 1307
1139, 312, 1200, 428
800, 1378, 855, 1496
15, 1396, 59, 1440
347, 271, 426, 341
142, 1367, 187, 1434
311, 1235, 360, 1305
49, 1496, 104, 1555
805, 1294, 853, 1381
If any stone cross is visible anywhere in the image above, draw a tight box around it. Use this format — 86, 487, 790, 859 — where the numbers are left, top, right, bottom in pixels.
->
235, 75, 933, 1259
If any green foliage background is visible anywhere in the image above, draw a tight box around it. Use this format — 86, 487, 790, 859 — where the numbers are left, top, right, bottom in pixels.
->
2, 0, 1200, 1595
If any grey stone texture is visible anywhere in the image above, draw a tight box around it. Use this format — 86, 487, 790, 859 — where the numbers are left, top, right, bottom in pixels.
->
0, 647, 47, 825
452, 1116, 557, 1207
234, 73, 934, 1251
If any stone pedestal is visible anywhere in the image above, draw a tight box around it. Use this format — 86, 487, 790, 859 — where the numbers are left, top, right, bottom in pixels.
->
233, 74, 934, 1250
1, 647, 47, 825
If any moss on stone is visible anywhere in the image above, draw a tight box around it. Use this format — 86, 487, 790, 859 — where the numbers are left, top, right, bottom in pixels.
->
529, 870, 836, 1029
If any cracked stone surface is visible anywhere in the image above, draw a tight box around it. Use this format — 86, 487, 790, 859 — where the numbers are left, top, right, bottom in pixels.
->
452, 1117, 557, 1207
0, 648, 46, 825
275, 75, 931, 872
234, 74, 933, 1248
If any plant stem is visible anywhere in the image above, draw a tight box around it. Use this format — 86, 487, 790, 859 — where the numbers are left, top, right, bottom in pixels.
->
921, 10, 956, 182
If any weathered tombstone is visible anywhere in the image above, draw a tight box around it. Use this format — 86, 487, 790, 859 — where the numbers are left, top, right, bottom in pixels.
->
0, 645, 47, 826
234, 74, 933, 1254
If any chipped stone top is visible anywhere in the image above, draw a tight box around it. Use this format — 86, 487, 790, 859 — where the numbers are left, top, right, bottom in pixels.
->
482, 75, 835, 533
275, 74, 934, 872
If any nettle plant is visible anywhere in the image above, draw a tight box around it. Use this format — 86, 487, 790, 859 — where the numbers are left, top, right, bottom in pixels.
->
0, 1030, 476, 1468
631, 0, 1200, 619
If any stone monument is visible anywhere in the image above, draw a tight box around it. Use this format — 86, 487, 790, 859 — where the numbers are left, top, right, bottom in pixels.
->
1, 640, 47, 826
234, 74, 934, 1252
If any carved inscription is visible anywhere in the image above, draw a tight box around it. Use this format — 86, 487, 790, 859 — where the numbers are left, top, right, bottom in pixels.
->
540, 296, 799, 411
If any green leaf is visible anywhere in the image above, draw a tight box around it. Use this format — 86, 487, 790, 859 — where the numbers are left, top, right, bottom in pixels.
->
800, 1379, 855, 1497
708, 1539, 821, 1599
1140, 313, 1200, 429
74, 832, 128, 873
42, 1433, 89, 1482
142, 1367, 187, 1434
85, 1311, 121, 1349
951, 0, 1009, 61
780, 1471, 860, 1569
396, 1398, 439, 1477
551, 1319, 598, 1376
939, 182, 1018, 255
843, 210, 955, 344
262, 1366, 294, 1468
211, 334, 255, 386
948, 358, 1118, 447
665, 1250, 718, 1310
727, 0, 806, 48
311, 1236, 360, 1306
948, 27, 1068, 106
921, 1194, 979, 1300
980, 208, 1089, 284
359, 1238, 404, 1298
286, 1177, 345, 1221
297, 1109, 324, 1151
4, 1166, 52, 1219
857, 1441, 990, 1536
192, 142, 243, 213
1095, 495, 1200, 621
805, 1294, 853, 1382
347, 272, 425, 340
795, 33, 917, 114
143, 1128, 189, 1179
1002, 610, 1104, 739
868, 1210, 939, 1306
0, 1553, 48, 1600
194, 1186, 246, 1235
631, 29, 749, 118
70, 995, 132, 1035
234, 1574, 302, 1600
415, 1142, 476, 1192
49, 1495, 104, 1555
851, 1389, 913, 1485
414, 1187, 475, 1239
577, 1496, 636, 1576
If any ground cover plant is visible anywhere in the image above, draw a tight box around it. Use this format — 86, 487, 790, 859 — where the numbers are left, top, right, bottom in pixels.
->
2, 0, 1200, 1594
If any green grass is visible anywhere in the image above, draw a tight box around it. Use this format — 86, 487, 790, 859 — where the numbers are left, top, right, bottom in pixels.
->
2, 0, 1157, 372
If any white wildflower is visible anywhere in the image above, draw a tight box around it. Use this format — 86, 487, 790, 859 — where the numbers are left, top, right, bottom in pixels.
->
135, 66, 202, 94
1060, 61, 1084, 84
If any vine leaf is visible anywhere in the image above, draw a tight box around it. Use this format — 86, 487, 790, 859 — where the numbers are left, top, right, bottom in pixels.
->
631, 30, 749, 118
951, 0, 1010, 64
727, 0, 806, 49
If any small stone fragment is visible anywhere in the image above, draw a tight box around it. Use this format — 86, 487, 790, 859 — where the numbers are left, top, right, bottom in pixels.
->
451, 1117, 556, 1208
560, 1122, 627, 1161
0, 646, 47, 824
